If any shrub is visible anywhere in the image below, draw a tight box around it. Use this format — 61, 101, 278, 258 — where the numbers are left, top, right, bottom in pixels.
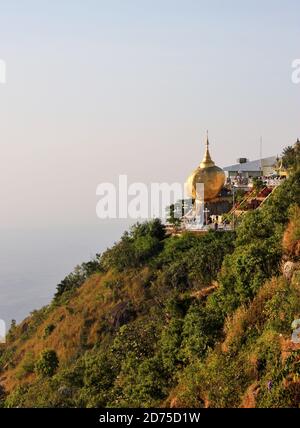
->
281, 142, 300, 173
112, 319, 159, 361
79, 352, 116, 407
54, 255, 102, 300
111, 354, 168, 407
100, 219, 166, 272
196, 351, 251, 408
16, 352, 36, 379
35, 350, 59, 378
0, 385, 6, 408
180, 303, 222, 363
4, 384, 29, 408
160, 318, 183, 373
156, 231, 235, 291
282, 205, 300, 258
44, 324, 56, 338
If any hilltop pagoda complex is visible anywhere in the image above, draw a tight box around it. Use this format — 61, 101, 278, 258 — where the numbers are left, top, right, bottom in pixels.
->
182, 134, 232, 230
186, 133, 225, 202
166, 133, 289, 234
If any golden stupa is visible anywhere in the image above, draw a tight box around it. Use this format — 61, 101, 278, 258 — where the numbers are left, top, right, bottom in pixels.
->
186, 133, 225, 201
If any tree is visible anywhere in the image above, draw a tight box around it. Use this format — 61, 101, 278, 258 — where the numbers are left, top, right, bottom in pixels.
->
166, 203, 182, 227
281, 141, 300, 172
100, 219, 166, 271
35, 350, 59, 377
252, 177, 264, 193
55, 259, 100, 299
180, 303, 221, 363
80, 352, 116, 407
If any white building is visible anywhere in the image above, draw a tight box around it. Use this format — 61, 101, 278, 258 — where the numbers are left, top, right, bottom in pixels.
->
223, 156, 277, 178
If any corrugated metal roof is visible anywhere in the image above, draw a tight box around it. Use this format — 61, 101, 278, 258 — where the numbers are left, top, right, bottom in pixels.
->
223, 156, 277, 172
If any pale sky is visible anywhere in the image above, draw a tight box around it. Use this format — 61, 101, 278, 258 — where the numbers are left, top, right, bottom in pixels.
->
0, 0, 299, 229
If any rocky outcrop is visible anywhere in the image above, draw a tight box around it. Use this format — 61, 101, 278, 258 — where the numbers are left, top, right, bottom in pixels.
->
282, 261, 299, 281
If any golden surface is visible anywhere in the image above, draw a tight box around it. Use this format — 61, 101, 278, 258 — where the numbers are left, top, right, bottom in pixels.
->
186, 136, 225, 201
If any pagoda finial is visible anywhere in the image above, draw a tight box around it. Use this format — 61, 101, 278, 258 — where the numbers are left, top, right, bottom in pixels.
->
200, 131, 215, 168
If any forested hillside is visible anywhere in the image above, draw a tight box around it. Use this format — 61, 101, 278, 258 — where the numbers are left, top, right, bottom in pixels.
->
1, 153, 300, 408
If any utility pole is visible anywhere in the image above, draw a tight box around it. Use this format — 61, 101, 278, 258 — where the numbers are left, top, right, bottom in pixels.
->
260, 136, 263, 175
232, 186, 235, 230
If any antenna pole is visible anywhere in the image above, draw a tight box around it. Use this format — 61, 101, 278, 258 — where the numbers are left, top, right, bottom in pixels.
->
260, 136, 263, 174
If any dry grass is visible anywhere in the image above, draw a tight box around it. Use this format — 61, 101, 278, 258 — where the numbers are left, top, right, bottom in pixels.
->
283, 206, 300, 258
222, 277, 285, 352
240, 382, 260, 408
190, 282, 219, 300
0, 267, 150, 393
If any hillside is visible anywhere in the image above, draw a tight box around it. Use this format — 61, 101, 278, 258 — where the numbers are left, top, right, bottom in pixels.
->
1, 170, 300, 408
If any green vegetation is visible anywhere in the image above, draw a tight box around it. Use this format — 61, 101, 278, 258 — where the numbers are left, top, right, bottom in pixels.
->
281, 140, 300, 172
35, 350, 59, 378
0, 147, 300, 408
252, 177, 265, 192
54, 256, 102, 301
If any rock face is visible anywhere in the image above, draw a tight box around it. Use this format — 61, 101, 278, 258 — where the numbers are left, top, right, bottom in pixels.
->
109, 302, 136, 329
282, 261, 298, 281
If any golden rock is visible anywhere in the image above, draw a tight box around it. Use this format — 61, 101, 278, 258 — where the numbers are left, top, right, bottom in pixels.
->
186, 134, 225, 201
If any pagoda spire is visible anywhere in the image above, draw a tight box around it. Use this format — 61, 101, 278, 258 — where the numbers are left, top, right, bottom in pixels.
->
200, 130, 215, 168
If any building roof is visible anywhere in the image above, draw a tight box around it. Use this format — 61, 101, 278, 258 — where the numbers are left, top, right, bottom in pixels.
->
223, 156, 277, 172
